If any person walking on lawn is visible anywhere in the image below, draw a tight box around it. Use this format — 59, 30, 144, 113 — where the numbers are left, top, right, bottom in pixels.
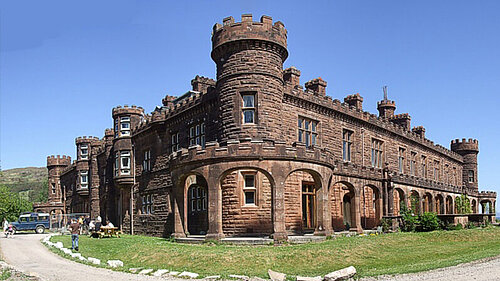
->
69, 218, 80, 251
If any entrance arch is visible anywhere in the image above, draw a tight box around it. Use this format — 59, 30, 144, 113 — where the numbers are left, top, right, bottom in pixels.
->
185, 174, 208, 235
332, 181, 357, 231
361, 185, 382, 229
446, 195, 453, 214
393, 188, 406, 216
410, 190, 420, 214
471, 199, 477, 213
435, 194, 444, 214
423, 193, 433, 213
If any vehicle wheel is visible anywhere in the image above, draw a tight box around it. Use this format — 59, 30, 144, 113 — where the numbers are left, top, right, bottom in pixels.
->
36, 226, 45, 234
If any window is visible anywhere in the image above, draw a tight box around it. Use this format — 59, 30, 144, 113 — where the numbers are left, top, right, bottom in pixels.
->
342, 129, 353, 162
189, 122, 206, 148
80, 144, 88, 160
114, 151, 119, 176
171, 133, 179, 153
298, 117, 319, 148
120, 117, 130, 136
433, 160, 440, 181
141, 194, 154, 214
242, 94, 255, 124
421, 156, 427, 178
410, 152, 416, 176
189, 187, 207, 212
80, 171, 88, 188
114, 120, 119, 138
243, 173, 256, 205
453, 167, 457, 185
51, 183, 56, 194
398, 147, 406, 174
120, 151, 131, 175
371, 139, 383, 168
468, 170, 474, 183
445, 164, 450, 184
143, 150, 151, 172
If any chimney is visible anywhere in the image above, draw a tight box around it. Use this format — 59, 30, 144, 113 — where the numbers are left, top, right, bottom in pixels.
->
344, 93, 363, 110
191, 75, 215, 93
390, 113, 411, 131
412, 126, 426, 139
283, 67, 301, 87
305, 78, 327, 96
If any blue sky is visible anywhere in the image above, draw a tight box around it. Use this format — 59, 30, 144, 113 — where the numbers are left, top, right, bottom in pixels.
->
1, 1, 499, 194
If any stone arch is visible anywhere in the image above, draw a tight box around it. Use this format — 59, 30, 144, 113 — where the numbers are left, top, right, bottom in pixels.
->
423, 192, 433, 213
218, 166, 276, 237
182, 174, 209, 235
331, 181, 358, 231
480, 200, 492, 214
393, 188, 406, 216
283, 168, 325, 235
410, 190, 421, 214
361, 184, 382, 229
435, 194, 445, 214
471, 199, 477, 213
446, 195, 453, 214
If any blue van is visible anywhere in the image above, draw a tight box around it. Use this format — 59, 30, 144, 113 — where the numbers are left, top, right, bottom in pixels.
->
11, 212, 50, 234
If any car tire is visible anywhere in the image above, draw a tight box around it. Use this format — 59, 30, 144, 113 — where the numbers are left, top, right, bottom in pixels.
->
35, 226, 45, 234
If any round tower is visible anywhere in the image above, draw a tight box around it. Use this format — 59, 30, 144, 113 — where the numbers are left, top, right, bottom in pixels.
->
211, 14, 288, 142
47, 155, 71, 202
451, 138, 479, 192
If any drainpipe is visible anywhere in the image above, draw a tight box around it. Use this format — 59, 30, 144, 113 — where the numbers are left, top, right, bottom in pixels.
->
131, 144, 135, 235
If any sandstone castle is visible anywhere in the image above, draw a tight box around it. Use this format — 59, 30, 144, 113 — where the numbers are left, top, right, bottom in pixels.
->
35, 15, 496, 241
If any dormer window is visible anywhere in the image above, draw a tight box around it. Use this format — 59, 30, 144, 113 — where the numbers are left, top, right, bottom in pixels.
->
242, 94, 255, 124
80, 144, 88, 160
120, 117, 130, 136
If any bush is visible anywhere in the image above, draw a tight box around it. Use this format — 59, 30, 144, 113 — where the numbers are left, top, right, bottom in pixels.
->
380, 218, 392, 233
400, 205, 417, 232
450, 223, 464, 230
466, 222, 477, 229
419, 212, 440, 232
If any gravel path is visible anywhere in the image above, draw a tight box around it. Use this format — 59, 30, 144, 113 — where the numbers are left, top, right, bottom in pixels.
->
1, 233, 500, 281
0, 233, 185, 281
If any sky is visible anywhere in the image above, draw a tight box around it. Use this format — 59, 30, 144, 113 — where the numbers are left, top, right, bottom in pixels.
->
1, 1, 499, 194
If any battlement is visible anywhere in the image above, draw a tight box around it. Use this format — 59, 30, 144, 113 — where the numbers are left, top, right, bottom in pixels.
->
377, 99, 396, 106
75, 136, 100, 145
112, 105, 144, 117
479, 191, 497, 198
412, 126, 426, 138
212, 14, 287, 52
169, 140, 335, 169
283, 67, 301, 87
47, 155, 71, 167
104, 128, 114, 137
450, 138, 479, 153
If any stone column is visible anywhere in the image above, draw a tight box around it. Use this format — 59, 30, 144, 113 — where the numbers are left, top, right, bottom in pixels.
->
314, 176, 333, 236
206, 175, 224, 240
272, 173, 287, 242
171, 188, 186, 238
354, 190, 363, 233
387, 182, 394, 216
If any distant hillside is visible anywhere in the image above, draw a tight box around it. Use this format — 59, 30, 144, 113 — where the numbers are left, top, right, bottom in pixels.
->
0, 167, 48, 202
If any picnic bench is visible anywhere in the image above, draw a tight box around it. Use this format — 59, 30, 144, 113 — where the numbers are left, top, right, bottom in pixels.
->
96, 226, 121, 238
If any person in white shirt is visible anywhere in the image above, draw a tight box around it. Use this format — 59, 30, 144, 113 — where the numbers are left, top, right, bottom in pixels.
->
106, 220, 114, 228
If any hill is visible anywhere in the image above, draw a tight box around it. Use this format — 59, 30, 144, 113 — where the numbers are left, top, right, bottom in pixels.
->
0, 167, 48, 202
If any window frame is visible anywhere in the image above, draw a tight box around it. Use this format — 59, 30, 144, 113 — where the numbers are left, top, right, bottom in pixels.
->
189, 122, 206, 148
371, 138, 384, 168
421, 155, 427, 178
242, 93, 256, 124
80, 171, 88, 189
171, 133, 179, 153
298, 117, 319, 148
80, 144, 89, 160
342, 129, 353, 162
468, 170, 474, 183
410, 151, 417, 176
398, 147, 406, 174
242, 172, 257, 206
120, 150, 131, 175
143, 150, 151, 172
120, 116, 131, 136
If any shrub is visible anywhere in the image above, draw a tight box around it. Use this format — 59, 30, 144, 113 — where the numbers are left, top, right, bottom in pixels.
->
419, 212, 440, 232
380, 218, 392, 233
450, 223, 463, 231
400, 205, 417, 232
455, 194, 472, 214
466, 221, 477, 229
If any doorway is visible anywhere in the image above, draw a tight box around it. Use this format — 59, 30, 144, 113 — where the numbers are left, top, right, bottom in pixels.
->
187, 184, 208, 235
302, 182, 316, 232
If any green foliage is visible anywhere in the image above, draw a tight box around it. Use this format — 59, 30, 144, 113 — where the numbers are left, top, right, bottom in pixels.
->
380, 218, 392, 233
466, 222, 477, 229
450, 223, 463, 230
400, 205, 417, 232
419, 212, 440, 232
36, 179, 49, 202
455, 194, 472, 214
410, 193, 420, 214
0, 185, 33, 222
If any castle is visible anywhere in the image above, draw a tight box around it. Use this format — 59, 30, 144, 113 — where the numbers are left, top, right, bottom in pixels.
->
35, 15, 496, 241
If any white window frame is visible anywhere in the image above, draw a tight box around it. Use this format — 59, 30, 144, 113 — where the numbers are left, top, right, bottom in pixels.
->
242, 94, 256, 124
51, 182, 56, 194
189, 122, 206, 148
80, 171, 88, 189
298, 117, 319, 148
120, 117, 130, 136
171, 133, 179, 153
468, 170, 474, 183
342, 129, 353, 162
80, 144, 88, 160
143, 150, 151, 172
242, 173, 257, 206
371, 139, 383, 168
120, 150, 131, 175
398, 147, 406, 174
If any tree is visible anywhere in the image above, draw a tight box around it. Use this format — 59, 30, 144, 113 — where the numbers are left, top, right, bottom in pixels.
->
0, 185, 33, 222
36, 179, 49, 203
455, 194, 472, 214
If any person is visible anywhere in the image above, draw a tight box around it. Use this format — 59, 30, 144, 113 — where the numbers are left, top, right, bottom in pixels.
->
106, 220, 114, 228
6, 224, 14, 238
69, 218, 80, 251
78, 216, 84, 234
3, 218, 8, 234
90, 217, 102, 238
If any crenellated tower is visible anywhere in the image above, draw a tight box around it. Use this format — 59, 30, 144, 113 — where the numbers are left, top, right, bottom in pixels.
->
451, 138, 479, 194
211, 14, 288, 142
47, 155, 71, 203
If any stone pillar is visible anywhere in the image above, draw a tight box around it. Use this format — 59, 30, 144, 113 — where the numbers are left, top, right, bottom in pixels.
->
272, 174, 287, 242
354, 191, 363, 233
387, 182, 394, 216
206, 176, 224, 240
314, 176, 333, 236
419, 198, 424, 215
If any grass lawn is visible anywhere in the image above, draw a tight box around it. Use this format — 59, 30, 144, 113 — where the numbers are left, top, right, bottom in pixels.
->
50, 227, 500, 278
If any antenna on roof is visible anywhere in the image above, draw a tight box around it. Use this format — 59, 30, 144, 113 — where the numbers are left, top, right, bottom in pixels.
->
382, 85, 388, 100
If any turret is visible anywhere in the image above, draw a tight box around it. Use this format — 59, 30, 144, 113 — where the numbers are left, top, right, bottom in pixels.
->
211, 14, 288, 142
377, 99, 396, 118
389, 113, 411, 131
344, 93, 363, 110
191, 75, 216, 93
451, 138, 479, 193
46, 155, 71, 202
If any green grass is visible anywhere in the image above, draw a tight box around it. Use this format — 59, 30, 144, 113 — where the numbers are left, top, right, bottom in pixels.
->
50, 227, 500, 278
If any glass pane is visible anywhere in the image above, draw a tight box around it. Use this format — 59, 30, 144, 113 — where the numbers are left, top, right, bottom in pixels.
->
243, 110, 254, 123
298, 130, 303, 142
244, 175, 255, 188
201, 123, 205, 134
201, 135, 205, 148
312, 121, 316, 132
298, 118, 302, 128
305, 132, 310, 147
243, 95, 254, 107
245, 191, 255, 205
305, 120, 310, 130
196, 125, 200, 135
190, 127, 194, 137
